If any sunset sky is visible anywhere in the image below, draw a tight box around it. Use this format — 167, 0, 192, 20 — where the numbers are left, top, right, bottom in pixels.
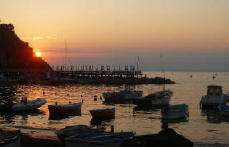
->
1, 0, 229, 71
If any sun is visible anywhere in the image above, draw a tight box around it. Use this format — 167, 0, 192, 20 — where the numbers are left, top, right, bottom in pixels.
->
35, 51, 42, 57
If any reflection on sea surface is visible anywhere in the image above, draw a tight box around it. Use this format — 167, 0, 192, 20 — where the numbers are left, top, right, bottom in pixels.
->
1, 72, 229, 145
161, 117, 188, 124
49, 110, 81, 120
0, 110, 45, 123
90, 117, 114, 126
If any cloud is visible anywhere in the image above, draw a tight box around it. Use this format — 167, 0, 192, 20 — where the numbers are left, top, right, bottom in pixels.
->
23, 36, 56, 40
32, 36, 43, 40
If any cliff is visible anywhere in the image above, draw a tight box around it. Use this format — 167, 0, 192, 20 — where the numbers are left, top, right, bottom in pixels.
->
0, 23, 52, 72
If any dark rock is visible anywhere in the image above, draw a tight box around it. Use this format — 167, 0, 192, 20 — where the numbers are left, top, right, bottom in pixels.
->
121, 128, 193, 147
0, 23, 52, 79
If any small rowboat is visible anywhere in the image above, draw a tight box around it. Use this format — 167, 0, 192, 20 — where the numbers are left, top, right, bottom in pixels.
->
162, 104, 189, 120
90, 108, 115, 119
48, 102, 82, 116
11, 98, 46, 112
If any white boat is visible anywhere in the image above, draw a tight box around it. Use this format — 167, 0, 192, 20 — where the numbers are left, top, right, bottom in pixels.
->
0, 128, 21, 147
65, 132, 135, 147
11, 98, 46, 112
161, 104, 189, 120
146, 90, 173, 106
200, 85, 229, 109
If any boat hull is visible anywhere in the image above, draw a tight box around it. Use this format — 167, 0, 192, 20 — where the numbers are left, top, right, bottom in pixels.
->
48, 103, 81, 116
11, 98, 46, 112
162, 110, 188, 120
162, 104, 189, 120
90, 108, 115, 119
200, 94, 229, 109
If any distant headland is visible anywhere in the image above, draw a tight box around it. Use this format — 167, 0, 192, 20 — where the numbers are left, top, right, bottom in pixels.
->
0, 23, 175, 85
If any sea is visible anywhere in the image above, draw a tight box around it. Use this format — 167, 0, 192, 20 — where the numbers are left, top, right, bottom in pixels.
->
1, 72, 229, 146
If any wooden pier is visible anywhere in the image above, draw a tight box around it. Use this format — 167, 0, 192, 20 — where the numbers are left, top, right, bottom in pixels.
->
52, 65, 143, 78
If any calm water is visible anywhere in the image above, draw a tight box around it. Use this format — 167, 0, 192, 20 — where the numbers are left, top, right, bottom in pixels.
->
1, 72, 229, 146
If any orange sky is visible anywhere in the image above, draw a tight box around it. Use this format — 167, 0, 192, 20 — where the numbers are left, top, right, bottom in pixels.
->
1, 0, 229, 71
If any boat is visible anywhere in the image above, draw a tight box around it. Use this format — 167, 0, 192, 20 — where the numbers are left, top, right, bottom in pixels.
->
161, 104, 189, 120
48, 102, 81, 117
218, 105, 229, 117
200, 85, 229, 109
146, 90, 173, 106
57, 125, 105, 141
90, 108, 115, 119
133, 90, 173, 107
11, 98, 46, 112
65, 132, 135, 147
0, 128, 21, 147
103, 90, 143, 104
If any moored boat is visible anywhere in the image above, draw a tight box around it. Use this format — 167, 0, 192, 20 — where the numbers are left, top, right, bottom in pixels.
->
90, 108, 115, 119
218, 105, 229, 117
57, 125, 105, 141
0, 128, 21, 147
146, 90, 173, 106
161, 104, 189, 120
133, 90, 173, 107
11, 98, 46, 112
48, 102, 81, 116
200, 85, 229, 109
65, 132, 135, 147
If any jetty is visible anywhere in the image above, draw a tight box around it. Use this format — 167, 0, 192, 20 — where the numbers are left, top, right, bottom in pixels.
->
49, 65, 175, 85
53, 65, 142, 78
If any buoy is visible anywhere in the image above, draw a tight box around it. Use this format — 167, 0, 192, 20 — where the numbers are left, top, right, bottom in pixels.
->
94, 96, 97, 101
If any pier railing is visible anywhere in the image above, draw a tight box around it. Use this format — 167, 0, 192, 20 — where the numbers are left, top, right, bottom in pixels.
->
52, 65, 142, 78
